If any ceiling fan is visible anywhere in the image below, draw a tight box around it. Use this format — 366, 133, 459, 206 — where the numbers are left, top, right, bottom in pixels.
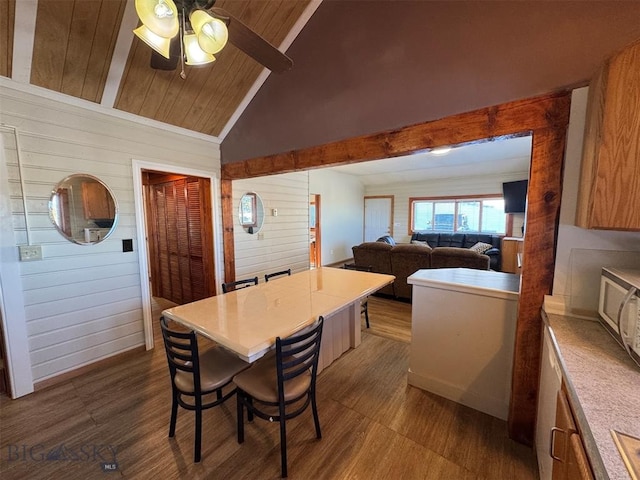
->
134, 0, 293, 77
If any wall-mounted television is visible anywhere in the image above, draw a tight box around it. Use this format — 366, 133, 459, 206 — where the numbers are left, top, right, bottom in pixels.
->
503, 180, 528, 213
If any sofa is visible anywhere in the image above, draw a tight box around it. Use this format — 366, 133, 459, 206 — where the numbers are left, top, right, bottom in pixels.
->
352, 241, 490, 300
410, 232, 502, 271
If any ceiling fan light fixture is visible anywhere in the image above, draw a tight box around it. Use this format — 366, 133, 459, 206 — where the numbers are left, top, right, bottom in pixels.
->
133, 25, 172, 59
190, 10, 228, 54
135, 0, 179, 38
183, 33, 216, 65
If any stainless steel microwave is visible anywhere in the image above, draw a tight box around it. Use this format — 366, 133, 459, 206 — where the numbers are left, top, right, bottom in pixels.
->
598, 267, 640, 367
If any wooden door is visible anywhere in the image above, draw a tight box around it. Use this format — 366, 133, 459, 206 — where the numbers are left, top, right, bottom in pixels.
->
145, 173, 215, 304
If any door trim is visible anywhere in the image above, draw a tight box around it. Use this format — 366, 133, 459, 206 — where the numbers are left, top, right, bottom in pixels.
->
132, 160, 222, 350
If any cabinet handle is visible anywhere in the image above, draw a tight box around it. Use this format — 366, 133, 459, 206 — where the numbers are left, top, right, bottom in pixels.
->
550, 427, 565, 462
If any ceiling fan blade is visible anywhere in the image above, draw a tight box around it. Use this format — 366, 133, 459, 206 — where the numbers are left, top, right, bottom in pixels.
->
210, 7, 293, 73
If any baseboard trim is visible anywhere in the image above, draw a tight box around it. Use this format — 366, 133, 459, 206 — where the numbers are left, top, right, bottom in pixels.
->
33, 345, 146, 392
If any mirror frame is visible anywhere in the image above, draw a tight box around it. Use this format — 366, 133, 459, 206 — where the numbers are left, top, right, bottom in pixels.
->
49, 173, 118, 245
238, 191, 264, 234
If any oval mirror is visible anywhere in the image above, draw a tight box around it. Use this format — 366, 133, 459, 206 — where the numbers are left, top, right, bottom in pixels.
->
49, 174, 118, 245
238, 192, 264, 234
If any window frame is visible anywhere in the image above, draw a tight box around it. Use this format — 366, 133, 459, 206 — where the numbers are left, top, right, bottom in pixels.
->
408, 193, 506, 235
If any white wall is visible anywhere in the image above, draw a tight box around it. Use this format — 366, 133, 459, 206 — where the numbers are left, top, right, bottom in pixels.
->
364, 171, 530, 244
309, 169, 365, 265
552, 87, 640, 317
232, 172, 310, 281
0, 79, 221, 392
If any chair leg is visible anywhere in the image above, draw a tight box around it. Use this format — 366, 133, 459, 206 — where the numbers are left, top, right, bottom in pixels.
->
363, 301, 370, 328
237, 392, 245, 444
279, 415, 288, 478
194, 407, 202, 463
311, 391, 322, 439
169, 392, 179, 438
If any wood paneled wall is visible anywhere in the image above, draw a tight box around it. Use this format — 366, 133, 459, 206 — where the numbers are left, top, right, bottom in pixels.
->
0, 83, 220, 385
0, 0, 14, 78
232, 173, 310, 282
221, 91, 572, 445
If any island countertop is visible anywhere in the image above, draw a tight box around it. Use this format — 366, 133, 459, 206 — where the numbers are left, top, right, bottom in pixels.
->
543, 308, 640, 480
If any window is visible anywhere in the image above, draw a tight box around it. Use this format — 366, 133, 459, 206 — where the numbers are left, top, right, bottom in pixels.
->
410, 196, 506, 234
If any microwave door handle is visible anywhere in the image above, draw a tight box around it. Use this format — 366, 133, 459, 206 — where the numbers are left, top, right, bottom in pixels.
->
617, 287, 637, 351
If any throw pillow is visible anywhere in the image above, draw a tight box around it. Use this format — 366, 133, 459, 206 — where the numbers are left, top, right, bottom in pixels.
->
469, 241, 493, 254
411, 240, 431, 247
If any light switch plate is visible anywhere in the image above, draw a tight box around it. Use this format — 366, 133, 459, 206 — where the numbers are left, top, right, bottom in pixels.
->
19, 245, 43, 261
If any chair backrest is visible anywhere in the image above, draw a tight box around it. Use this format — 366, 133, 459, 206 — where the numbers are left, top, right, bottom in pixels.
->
160, 316, 201, 394
221, 276, 258, 294
342, 263, 373, 272
275, 317, 324, 397
265, 269, 291, 282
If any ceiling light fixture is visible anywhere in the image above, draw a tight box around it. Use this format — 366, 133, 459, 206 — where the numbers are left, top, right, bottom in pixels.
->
133, 0, 227, 73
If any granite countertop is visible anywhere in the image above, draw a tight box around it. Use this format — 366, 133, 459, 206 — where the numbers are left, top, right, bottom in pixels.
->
543, 309, 640, 480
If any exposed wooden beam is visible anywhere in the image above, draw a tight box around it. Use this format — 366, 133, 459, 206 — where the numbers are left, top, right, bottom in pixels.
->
221, 91, 572, 445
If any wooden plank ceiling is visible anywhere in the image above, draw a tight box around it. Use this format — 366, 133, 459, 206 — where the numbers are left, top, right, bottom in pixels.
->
19, 0, 310, 138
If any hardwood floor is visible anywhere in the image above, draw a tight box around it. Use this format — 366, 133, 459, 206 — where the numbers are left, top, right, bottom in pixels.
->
0, 296, 538, 479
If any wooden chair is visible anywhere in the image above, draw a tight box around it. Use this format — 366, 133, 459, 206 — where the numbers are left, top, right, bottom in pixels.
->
343, 263, 372, 328
221, 276, 258, 293
234, 317, 325, 478
159, 316, 249, 462
264, 269, 291, 282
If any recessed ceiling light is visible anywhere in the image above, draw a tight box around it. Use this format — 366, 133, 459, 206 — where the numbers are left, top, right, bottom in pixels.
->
431, 147, 452, 156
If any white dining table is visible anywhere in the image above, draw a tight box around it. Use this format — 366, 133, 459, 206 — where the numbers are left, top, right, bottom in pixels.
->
161, 267, 395, 372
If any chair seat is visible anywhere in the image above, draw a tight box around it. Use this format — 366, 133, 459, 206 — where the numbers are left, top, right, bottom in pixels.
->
174, 347, 249, 393
233, 358, 311, 403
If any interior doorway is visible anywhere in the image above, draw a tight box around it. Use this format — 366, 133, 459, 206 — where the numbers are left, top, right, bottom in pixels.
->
132, 160, 222, 350
364, 196, 394, 242
309, 194, 321, 268
142, 171, 216, 305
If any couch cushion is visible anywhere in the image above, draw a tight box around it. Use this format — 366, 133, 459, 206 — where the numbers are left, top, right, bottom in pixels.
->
431, 247, 490, 270
438, 233, 465, 248
411, 232, 439, 247
352, 242, 395, 296
389, 244, 432, 299
463, 233, 501, 249
469, 241, 493, 254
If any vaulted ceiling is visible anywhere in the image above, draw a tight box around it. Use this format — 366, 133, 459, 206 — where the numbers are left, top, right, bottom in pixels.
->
0, 0, 313, 139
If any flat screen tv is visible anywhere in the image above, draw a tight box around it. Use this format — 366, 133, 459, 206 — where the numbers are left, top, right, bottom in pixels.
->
503, 180, 528, 213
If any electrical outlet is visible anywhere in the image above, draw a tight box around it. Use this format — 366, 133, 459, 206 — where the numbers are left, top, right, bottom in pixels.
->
19, 245, 43, 261
257, 232, 265, 240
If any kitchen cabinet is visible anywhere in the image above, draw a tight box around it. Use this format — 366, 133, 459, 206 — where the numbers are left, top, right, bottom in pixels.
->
537, 328, 594, 480
576, 39, 640, 230
501, 237, 523, 273
82, 181, 115, 219
551, 388, 594, 480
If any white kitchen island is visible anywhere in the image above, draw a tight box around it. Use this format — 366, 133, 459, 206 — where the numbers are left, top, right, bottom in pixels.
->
407, 268, 520, 420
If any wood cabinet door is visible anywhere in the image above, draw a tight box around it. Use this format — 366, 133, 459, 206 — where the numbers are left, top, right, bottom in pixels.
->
551, 389, 575, 480
567, 433, 594, 480
82, 181, 115, 219
551, 389, 594, 480
577, 39, 640, 230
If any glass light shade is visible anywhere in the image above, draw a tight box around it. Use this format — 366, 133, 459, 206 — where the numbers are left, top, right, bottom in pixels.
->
133, 25, 172, 59
135, 0, 179, 38
190, 10, 228, 54
183, 34, 216, 65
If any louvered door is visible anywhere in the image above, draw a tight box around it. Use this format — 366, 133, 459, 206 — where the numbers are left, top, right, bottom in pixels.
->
146, 174, 215, 304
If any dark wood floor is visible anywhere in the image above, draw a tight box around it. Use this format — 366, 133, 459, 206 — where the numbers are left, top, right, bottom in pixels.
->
0, 296, 538, 479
